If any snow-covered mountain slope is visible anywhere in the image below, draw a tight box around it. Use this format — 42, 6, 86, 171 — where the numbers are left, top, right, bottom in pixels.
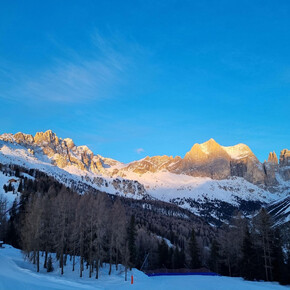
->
0, 139, 148, 200
222, 144, 253, 160
120, 171, 273, 204
0, 130, 289, 226
117, 170, 288, 225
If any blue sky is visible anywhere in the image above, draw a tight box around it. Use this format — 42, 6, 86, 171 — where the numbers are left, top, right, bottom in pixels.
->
0, 0, 289, 163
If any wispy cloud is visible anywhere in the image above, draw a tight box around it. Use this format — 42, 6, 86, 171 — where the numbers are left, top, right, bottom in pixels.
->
0, 31, 137, 104
136, 148, 144, 154
24, 58, 121, 103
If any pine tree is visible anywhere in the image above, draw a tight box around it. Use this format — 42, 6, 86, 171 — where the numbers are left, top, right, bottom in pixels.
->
209, 239, 220, 273
286, 250, 290, 285
6, 200, 19, 247
158, 239, 169, 268
271, 228, 285, 283
7, 182, 13, 192
47, 255, 54, 272
179, 248, 186, 269
189, 229, 201, 269
241, 226, 255, 280
17, 181, 23, 193
253, 208, 274, 281
172, 247, 179, 268
15, 168, 20, 178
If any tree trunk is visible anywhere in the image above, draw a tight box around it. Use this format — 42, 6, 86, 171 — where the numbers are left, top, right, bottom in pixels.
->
44, 250, 48, 268
228, 258, 231, 277
80, 256, 83, 278
33, 251, 36, 264
115, 251, 119, 270
109, 245, 113, 275
72, 255, 75, 272
95, 259, 99, 279
72, 242, 76, 271
37, 251, 40, 273
64, 253, 67, 266
60, 254, 64, 275
89, 263, 92, 278
263, 236, 268, 281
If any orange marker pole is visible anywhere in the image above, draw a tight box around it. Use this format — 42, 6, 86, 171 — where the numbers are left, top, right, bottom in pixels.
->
131, 275, 134, 284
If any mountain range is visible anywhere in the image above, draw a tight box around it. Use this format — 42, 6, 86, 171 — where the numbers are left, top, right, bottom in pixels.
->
0, 130, 289, 226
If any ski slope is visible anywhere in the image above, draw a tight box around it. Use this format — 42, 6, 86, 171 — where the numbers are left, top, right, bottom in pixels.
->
0, 245, 288, 290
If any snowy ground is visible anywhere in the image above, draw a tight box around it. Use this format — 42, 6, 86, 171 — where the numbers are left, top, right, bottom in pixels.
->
0, 245, 288, 290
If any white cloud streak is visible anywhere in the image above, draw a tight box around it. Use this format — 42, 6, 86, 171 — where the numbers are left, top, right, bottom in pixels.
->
1, 31, 134, 104
136, 148, 144, 154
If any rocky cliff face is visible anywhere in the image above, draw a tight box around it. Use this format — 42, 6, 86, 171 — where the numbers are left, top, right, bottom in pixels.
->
264, 152, 279, 185
279, 149, 290, 181
280, 149, 290, 166
264, 162, 278, 186
185, 141, 266, 184
124, 155, 182, 175
0, 130, 119, 174
181, 139, 231, 179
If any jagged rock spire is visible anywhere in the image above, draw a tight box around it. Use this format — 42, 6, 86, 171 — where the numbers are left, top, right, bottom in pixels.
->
268, 151, 278, 164
280, 149, 290, 166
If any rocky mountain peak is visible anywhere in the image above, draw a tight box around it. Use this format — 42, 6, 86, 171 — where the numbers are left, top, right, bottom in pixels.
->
280, 149, 290, 167
268, 151, 278, 164
184, 143, 208, 163
14, 132, 34, 144
63, 138, 75, 149
182, 139, 231, 179
184, 138, 230, 161
200, 138, 230, 159
34, 130, 60, 146
201, 138, 218, 149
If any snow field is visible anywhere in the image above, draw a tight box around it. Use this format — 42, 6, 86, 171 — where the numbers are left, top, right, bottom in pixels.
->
0, 245, 289, 290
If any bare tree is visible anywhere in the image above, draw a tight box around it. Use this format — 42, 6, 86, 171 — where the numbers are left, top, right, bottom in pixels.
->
93, 193, 109, 279
253, 208, 274, 281
219, 211, 247, 276
21, 194, 44, 272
